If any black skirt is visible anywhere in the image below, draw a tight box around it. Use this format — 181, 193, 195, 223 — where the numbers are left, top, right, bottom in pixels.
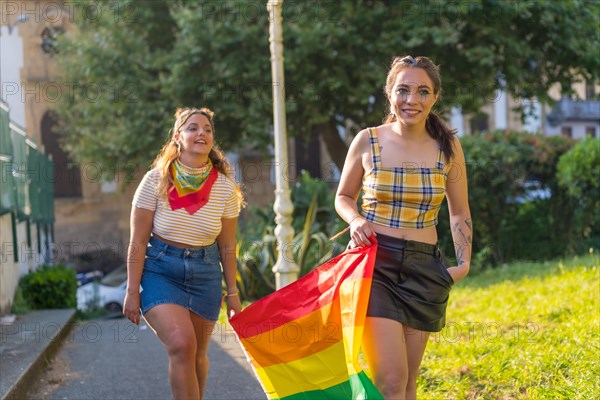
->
360, 233, 455, 332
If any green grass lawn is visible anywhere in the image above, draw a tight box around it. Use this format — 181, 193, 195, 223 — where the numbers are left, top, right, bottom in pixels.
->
420, 253, 600, 399
220, 253, 599, 399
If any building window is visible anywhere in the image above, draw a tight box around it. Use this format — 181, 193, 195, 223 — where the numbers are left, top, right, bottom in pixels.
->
585, 79, 596, 100
294, 134, 321, 179
469, 112, 489, 134
561, 126, 572, 138
586, 126, 597, 138
41, 112, 82, 198
41, 27, 63, 54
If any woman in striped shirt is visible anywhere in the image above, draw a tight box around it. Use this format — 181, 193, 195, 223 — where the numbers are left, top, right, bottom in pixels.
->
123, 107, 243, 399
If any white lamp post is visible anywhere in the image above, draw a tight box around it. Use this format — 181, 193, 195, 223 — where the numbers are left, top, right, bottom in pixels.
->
267, 0, 299, 289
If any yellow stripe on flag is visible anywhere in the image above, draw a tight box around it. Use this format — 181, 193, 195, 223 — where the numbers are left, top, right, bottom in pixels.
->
343, 325, 364, 375
255, 340, 350, 399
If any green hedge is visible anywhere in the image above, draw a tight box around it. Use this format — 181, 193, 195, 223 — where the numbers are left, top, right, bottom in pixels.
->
437, 131, 576, 268
19, 265, 77, 309
557, 137, 600, 248
557, 138, 600, 203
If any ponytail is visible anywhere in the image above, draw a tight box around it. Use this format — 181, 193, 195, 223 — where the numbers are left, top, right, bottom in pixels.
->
383, 113, 396, 124
426, 111, 456, 162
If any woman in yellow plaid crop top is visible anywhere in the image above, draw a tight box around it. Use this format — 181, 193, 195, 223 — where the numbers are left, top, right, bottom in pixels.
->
335, 56, 472, 399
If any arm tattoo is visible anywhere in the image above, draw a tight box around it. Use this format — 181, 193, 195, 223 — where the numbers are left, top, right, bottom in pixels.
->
451, 222, 460, 232
453, 218, 472, 266
458, 227, 469, 244
456, 246, 465, 266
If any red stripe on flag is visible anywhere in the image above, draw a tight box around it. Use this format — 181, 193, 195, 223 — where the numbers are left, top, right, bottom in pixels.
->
230, 243, 376, 339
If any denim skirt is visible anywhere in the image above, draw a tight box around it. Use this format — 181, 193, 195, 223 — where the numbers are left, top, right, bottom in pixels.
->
364, 233, 455, 332
140, 236, 223, 322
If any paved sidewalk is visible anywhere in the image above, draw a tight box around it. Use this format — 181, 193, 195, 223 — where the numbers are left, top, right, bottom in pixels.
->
207, 324, 266, 399
0, 309, 76, 400
1, 311, 265, 400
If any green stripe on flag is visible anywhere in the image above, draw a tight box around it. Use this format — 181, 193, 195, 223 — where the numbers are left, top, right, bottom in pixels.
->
279, 371, 383, 400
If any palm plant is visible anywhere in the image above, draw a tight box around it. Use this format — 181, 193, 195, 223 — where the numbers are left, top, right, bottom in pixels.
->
233, 171, 350, 300
292, 195, 344, 277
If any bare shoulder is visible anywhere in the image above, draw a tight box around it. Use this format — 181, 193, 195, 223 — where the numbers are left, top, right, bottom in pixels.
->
450, 135, 466, 159
349, 128, 371, 153
368, 123, 399, 144
353, 127, 371, 142
352, 124, 394, 147
451, 135, 463, 147
374, 123, 394, 131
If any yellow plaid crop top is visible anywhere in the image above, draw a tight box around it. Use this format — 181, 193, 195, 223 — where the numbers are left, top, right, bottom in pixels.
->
361, 127, 447, 229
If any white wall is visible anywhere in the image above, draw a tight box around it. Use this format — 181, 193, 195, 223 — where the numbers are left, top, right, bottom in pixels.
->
450, 107, 465, 136
0, 214, 49, 314
546, 121, 600, 139
17, 221, 28, 275
0, 214, 20, 314
0, 25, 25, 127
522, 100, 542, 133
494, 89, 508, 130
39, 223, 52, 264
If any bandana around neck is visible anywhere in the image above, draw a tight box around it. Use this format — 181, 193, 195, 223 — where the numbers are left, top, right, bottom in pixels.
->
168, 159, 218, 215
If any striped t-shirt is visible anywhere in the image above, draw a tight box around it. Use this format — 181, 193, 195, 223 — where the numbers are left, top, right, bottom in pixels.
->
132, 168, 240, 246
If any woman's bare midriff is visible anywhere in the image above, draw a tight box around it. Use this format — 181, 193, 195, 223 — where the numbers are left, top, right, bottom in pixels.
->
152, 233, 215, 249
371, 223, 438, 245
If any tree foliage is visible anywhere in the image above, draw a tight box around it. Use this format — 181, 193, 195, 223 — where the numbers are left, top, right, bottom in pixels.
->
53, 1, 177, 173
52, 0, 600, 174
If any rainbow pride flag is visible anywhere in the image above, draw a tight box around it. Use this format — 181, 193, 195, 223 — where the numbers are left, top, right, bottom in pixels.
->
230, 242, 383, 399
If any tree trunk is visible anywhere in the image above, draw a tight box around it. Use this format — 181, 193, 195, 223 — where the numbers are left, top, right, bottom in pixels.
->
317, 119, 348, 172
